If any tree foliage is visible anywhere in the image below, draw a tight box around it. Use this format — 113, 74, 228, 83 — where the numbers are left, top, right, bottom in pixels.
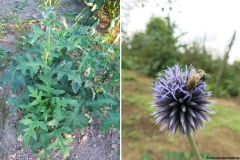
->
122, 17, 182, 77
122, 16, 240, 97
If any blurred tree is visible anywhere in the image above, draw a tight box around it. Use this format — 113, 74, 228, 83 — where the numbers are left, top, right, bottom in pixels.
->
122, 17, 182, 76
121, 0, 177, 43
180, 41, 214, 72
234, 61, 240, 102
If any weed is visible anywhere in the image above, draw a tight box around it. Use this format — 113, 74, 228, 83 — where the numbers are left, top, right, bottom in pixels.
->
122, 129, 128, 138
158, 146, 163, 152
141, 152, 155, 160
74, 0, 120, 29
123, 115, 141, 126
38, 0, 61, 7
0, 20, 7, 39
129, 131, 142, 140
128, 142, 137, 149
151, 135, 159, 141
14, 0, 28, 12
167, 136, 174, 143
4, 12, 31, 35
0, 48, 12, 69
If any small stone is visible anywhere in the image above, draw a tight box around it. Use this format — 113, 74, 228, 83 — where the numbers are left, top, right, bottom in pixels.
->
8, 153, 16, 160
111, 144, 117, 149
17, 135, 23, 142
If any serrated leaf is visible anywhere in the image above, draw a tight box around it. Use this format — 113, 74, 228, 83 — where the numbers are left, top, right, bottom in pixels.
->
86, 98, 118, 108
84, 80, 96, 100
47, 119, 59, 126
69, 112, 89, 130
37, 121, 48, 131
100, 110, 120, 132
54, 62, 82, 90
19, 118, 32, 125
49, 88, 65, 96
46, 126, 73, 159
72, 81, 80, 94
35, 148, 51, 160
12, 54, 48, 78
65, 100, 89, 130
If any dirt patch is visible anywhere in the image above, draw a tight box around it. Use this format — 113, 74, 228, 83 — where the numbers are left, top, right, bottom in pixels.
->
122, 70, 240, 160
0, 1, 120, 160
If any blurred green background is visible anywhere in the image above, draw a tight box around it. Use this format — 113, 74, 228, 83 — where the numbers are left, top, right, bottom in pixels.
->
121, 0, 240, 160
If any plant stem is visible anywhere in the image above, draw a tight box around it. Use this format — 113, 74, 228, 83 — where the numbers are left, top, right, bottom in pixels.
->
186, 132, 202, 160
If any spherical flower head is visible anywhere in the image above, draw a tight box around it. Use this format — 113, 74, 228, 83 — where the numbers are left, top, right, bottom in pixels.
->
151, 64, 214, 136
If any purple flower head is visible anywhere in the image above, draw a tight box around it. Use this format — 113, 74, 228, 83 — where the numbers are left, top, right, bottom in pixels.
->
151, 64, 214, 136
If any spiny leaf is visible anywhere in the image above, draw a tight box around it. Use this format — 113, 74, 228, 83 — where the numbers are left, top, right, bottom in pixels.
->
85, 80, 96, 100
65, 99, 88, 130
35, 148, 51, 160
46, 126, 73, 159
67, 112, 89, 130
47, 119, 59, 126
12, 54, 48, 78
100, 110, 120, 132
54, 62, 82, 91
72, 81, 80, 94
86, 98, 119, 108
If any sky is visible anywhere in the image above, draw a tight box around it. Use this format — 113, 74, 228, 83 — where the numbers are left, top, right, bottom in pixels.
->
123, 0, 240, 64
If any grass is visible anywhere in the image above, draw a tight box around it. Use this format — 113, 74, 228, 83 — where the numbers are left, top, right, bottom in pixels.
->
122, 93, 154, 115
122, 115, 141, 126
128, 142, 138, 149
128, 130, 143, 140
122, 129, 143, 140
205, 104, 240, 135
5, 13, 31, 35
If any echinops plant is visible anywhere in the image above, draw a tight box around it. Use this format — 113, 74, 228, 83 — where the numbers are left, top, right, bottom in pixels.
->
151, 64, 214, 160
1, 7, 119, 159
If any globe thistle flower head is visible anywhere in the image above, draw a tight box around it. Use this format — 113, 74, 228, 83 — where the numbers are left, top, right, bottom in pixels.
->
151, 64, 214, 136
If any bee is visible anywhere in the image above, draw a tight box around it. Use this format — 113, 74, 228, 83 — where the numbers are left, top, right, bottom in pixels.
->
186, 69, 209, 91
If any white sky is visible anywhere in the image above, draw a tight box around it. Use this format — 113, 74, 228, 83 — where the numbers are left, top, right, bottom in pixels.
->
123, 0, 240, 64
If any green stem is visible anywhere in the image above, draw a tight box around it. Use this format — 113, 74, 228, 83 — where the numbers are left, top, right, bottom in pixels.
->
186, 132, 202, 160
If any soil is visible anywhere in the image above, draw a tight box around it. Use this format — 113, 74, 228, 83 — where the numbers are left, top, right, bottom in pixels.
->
122, 70, 240, 160
0, 1, 120, 160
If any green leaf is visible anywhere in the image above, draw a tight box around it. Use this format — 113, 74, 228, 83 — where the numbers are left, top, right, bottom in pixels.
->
49, 88, 66, 96
100, 110, 120, 131
86, 98, 119, 108
35, 148, 51, 160
19, 118, 32, 125
46, 126, 73, 159
53, 62, 82, 93
65, 100, 89, 130
20, 119, 38, 149
84, 80, 96, 100
47, 119, 59, 126
72, 81, 80, 94
69, 112, 89, 130
12, 54, 48, 78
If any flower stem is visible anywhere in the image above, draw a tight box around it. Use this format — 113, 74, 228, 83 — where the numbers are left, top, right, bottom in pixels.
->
186, 132, 202, 160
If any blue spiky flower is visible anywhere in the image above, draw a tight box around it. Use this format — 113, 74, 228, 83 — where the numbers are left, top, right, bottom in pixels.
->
151, 64, 214, 136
